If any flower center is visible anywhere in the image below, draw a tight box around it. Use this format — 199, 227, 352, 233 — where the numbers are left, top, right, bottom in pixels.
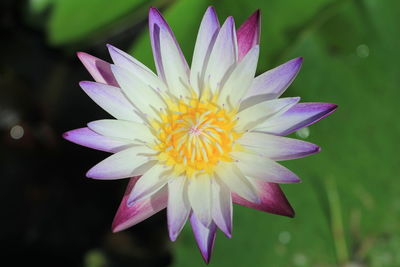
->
153, 92, 240, 177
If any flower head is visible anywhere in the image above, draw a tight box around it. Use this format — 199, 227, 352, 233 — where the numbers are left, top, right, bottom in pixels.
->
64, 6, 337, 263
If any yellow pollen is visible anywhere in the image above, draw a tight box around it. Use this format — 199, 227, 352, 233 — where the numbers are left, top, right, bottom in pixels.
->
152, 90, 241, 177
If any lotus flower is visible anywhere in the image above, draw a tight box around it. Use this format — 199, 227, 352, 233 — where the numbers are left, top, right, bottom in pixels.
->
63, 6, 337, 263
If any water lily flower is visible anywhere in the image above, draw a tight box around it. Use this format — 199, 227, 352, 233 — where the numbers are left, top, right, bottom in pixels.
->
64, 6, 337, 263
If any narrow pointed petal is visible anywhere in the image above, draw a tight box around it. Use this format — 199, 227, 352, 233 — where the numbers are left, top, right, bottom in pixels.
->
211, 178, 232, 238
63, 127, 133, 153
77, 52, 118, 86
86, 146, 156, 179
236, 97, 300, 131
237, 132, 320, 161
232, 179, 295, 217
107, 44, 166, 92
258, 102, 338, 136
159, 28, 191, 96
128, 164, 170, 205
87, 119, 154, 144
149, 7, 189, 83
204, 17, 238, 92
167, 177, 191, 241
237, 10, 261, 61
190, 213, 217, 264
241, 58, 303, 109
218, 45, 259, 106
215, 162, 259, 203
231, 152, 301, 183
79, 81, 141, 122
111, 64, 166, 118
112, 177, 168, 232
190, 6, 220, 93
188, 174, 212, 227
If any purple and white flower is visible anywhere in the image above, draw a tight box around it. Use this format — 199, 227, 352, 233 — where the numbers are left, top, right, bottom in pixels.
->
64, 7, 337, 263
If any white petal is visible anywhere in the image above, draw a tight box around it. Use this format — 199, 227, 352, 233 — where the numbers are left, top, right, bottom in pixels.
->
237, 132, 320, 161
159, 29, 191, 97
128, 164, 171, 205
79, 81, 141, 122
211, 178, 232, 238
87, 119, 155, 144
235, 97, 300, 131
218, 45, 259, 106
231, 152, 301, 183
215, 162, 259, 203
167, 177, 191, 241
188, 173, 212, 227
107, 44, 167, 92
111, 65, 166, 118
204, 17, 237, 92
86, 146, 156, 179
190, 7, 220, 93
244, 57, 303, 100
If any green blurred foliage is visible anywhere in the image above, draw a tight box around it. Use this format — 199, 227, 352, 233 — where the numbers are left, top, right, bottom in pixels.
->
30, 0, 400, 265
47, 0, 153, 45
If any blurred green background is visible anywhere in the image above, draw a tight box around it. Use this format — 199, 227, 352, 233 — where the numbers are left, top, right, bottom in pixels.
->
1, 0, 399, 266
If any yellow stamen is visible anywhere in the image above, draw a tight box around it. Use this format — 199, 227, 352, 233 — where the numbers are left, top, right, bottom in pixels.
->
152, 89, 242, 177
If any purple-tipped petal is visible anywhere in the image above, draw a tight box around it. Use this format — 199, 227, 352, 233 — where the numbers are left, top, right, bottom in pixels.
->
237, 10, 260, 61
260, 102, 338, 136
243, 57, 303, 107
63, 127, 133, 153
79, 81, 141, 122
167, 178, 190, 241
106, 44, 166, 92
148, 7, 189, 82
204, 16, 238, 92
237, 132, 321, 161
77, 52, 118, 86
190, 6, 220, 93
232, 181, 294, 217
112, 177, 168, 232
86, 146, 155, 180
232, 152, 301, 184
190, 213, 217, 264
211, 179, 232, 238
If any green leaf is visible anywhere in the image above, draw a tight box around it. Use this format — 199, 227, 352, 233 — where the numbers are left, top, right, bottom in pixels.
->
48, 0, 149, 45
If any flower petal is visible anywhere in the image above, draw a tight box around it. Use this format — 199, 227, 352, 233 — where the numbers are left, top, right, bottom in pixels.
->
167, 177, 191, 241
128, 164, 170, 205
86, 146, 156, 180
211, 178, 232, 238
112, 177, 168, 232
258, 102, 338, 136
235, 97, 300, 131
149, 7, 189, 84
204, 16, 237, 92
190, 6, 220, 93
215, 162, 259, 203
190, 213, 217, 264
79, 81, 141, 122
159, 28, 191, 96
77, 52, 118, 86
232, 179, 294, 217
188, 173, 212, 227
231, 152, 301, 183
240, 57, 303, 110
237, 132, 320, 161
218, 45, 259, 106
237, 10, 260, 61
111, 64, 166, 118
63, 127, 133, 153
87, 119, 154, 144
107, 44, 166, 92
